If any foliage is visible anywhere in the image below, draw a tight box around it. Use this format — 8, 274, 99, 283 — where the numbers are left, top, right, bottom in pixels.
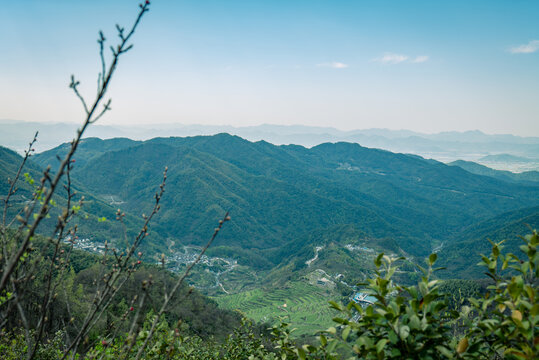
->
294, 230, 539, 360
312, 253, 458, 359
0, 330, 66, 360
1, 230, 537, 359
463, 231, 538, 359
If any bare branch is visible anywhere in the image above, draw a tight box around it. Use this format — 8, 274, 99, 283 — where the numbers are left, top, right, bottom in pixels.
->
1, 132, 38, 258
89, 99, 111, 124
69, 76, 89, 114
62, 166, 165, 359
134, 212, 231, 360
0, 0, 151, 297
97, 31, 106, 92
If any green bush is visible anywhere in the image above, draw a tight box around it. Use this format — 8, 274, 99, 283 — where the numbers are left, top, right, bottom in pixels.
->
296, 230, 538, 360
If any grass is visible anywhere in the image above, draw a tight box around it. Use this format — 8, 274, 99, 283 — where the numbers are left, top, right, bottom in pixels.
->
214, 280, 338, 336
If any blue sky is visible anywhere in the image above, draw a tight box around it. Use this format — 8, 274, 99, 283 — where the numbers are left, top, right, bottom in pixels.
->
1, 0, 538, 135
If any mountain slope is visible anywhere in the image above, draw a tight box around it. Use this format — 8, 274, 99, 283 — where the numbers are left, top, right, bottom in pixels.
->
0, 145, 166, 256
31, 134, 539, 262
438, 206, 539, 278
61, 141, 423, 252
34, 137, 140, 170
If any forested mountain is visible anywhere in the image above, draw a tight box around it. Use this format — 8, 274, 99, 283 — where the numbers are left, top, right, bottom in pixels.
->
33, 137, 140, 170
3, 134, 539, 339
30, 134, 539, 264
438, 205, 539, 278
0, 145, 167, 255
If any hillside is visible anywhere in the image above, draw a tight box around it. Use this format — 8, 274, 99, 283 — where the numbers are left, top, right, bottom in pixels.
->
5, 134, 539, 335
0, 145, 166, 256
438, 205, 539, 279
30, 135, 539, 275
0, 146, 42, 200
31, 135, 539, 261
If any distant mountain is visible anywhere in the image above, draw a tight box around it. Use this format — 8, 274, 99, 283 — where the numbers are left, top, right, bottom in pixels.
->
3, 120, 539, 171
479, 154, 536, 163
0, 120, 134, 153
448, 160, 539, 185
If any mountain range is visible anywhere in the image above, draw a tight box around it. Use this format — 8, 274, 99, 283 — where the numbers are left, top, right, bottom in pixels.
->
24, 134, 539, 263
2, 133, 539, 332
2, 120, 538, 172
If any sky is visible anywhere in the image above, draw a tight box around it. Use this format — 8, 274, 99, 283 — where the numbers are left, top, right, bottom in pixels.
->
1, 0, 538, 136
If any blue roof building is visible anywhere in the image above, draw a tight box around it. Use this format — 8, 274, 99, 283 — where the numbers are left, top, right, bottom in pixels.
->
352, 292, 377, 308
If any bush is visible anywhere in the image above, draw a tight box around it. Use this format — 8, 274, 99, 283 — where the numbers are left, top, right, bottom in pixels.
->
295, 230, 538, 360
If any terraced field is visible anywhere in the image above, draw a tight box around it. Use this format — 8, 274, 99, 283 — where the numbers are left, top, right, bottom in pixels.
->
214, 281, 339, 336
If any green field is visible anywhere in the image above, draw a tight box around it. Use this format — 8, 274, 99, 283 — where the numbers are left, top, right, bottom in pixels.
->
214, 281, 339, 336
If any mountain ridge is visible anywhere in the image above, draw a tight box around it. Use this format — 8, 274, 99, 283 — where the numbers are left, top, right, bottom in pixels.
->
30, 134, 539, 259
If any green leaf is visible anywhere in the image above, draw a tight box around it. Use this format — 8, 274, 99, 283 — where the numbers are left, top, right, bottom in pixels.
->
319, 334, 327, 346
342, 326, 351, 341
493, 245, 500, 257
357, 336, 373, 349
399, 325, 410, 340
326, 339, 338, 353
374, 253, 384, 267
376, 339, 388, 354
435, 345, 454, 358
388, 330, 398, 344
409, 315, 421, 330
328, 300, 342, 311
428, 253, 437, 265
390, 348, 402, 357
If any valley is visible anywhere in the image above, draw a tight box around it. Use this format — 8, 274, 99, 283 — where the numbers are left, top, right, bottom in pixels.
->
1, 133, 538, 336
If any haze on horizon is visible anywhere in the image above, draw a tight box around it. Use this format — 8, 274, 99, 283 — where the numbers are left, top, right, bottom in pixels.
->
1, 0, 538, 137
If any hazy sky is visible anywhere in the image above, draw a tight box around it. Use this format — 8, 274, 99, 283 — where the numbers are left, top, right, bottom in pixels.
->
1, 0, 538, 136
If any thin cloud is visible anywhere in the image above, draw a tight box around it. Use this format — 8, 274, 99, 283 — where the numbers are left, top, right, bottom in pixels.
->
374, 53, 409, 64
509, 40, 539, 54
373, 53, 429, 64
411, 55, 429, 63
317, 61, 349, 69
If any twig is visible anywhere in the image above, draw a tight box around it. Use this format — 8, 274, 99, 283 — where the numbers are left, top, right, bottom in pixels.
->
0, 0, 150, 300
134, 212, 231, 360
1, 133, 38, 258
63, 167, 165, 359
